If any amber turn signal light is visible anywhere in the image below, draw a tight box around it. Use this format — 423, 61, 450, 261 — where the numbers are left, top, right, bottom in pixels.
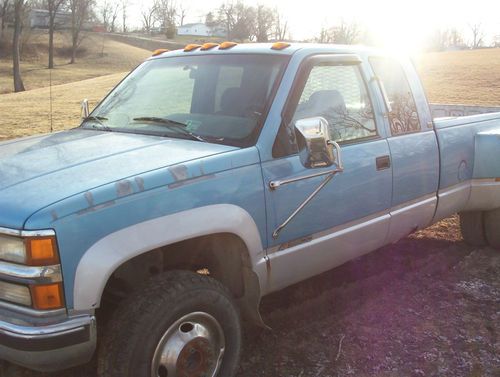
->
152, 48, 169, 56
184, 44, 202, 52
200, 43, 219, 50
26, 237, 59, 266
31, 283, 65, 310
271, 42, 291, 50
219, 41, 238, 50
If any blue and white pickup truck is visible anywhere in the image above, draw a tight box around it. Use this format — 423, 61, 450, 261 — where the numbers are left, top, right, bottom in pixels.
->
1, 42, 499, 377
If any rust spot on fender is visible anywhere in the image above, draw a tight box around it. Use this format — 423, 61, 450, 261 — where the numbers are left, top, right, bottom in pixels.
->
168, 174, 215, 189
116, 180, 133, 197
84, 191, 94, 206
51, 210, 58, 221
169, 164, 189, 181
77, 200, 116, 216
135, 176, 145, 192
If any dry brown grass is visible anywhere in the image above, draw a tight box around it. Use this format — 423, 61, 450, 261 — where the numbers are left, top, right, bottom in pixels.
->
0, 31, 150, 94
0, 73, 126, 140
416, 48, 500, 106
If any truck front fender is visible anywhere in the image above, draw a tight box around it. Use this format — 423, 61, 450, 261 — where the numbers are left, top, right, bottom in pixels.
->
73, 204, 265, 311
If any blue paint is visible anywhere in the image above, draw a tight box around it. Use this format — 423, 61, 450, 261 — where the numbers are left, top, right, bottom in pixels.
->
435, 117, 500, 188
387, 131, 439, 206
1, 44, 500, 312
262, 139, 392, 247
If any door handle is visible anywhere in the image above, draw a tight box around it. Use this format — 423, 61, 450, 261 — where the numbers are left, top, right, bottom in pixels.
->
376, 155, 391, 170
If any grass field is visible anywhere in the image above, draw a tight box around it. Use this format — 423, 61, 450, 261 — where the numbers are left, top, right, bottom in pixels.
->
0, 31, 150, 94
1, 46, 499, 141
415, 48, 500, 106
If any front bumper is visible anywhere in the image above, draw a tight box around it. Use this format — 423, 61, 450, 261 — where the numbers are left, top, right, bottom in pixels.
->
0, 310, 96, 372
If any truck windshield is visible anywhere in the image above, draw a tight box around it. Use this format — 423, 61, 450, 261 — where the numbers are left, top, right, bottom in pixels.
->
83, 54, 288, 147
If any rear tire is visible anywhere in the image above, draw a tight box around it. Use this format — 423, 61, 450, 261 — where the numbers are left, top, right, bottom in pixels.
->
97, 270, 242, 377
484, 208, 500, 250
459, 211, 487, 246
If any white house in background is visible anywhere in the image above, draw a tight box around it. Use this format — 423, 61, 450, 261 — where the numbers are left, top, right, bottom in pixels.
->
177, 23, 227, 38
29, 9, 71, 29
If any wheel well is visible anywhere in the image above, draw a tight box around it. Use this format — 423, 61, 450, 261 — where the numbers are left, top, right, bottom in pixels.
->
99, 233, 253, 316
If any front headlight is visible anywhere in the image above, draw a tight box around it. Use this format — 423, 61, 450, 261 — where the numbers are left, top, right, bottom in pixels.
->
0, 234, 26, 264
0, 280, 32, 306
0, 234, 59, 266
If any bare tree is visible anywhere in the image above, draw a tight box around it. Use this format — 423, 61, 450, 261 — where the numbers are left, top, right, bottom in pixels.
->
109, 1, 118, 31
99, 0, 110, 30
12, 0, 24, 91
333, 20, 360, 45
274, 8, 288, 41
155, 0, 176, 38
255, 4, 274, 42
46, 0, 66, 69
317, 26, 333, 43
177, 2, 187, 26
426, 27, 465, 51
428, 28, 450, 51
0, 0, 10, 40
205, 11, 216, 27
69, 0, 91, 63
141, 3, 157, 33
121, 0, 127, 32
98, 0, 119, 31
217, 1, 255, 41
469, 23, 484, 49
217, 2, 235, 39
449, 28, 464, 48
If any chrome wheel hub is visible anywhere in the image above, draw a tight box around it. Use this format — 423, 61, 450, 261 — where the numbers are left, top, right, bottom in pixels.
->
151, 312, 225, 377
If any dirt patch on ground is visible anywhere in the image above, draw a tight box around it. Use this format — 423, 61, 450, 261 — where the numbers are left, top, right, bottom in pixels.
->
3, 216, 499, 377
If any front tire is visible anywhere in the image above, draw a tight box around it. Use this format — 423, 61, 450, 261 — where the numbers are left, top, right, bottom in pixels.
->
459, 211, 487, 246
97, 270, 242, 377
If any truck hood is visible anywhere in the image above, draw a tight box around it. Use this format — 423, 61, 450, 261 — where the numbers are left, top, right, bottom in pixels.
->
0, 129, 237, 229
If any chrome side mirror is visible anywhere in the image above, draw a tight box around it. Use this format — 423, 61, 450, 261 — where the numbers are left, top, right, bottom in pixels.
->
294, 117, 343, 169
81, 99, 89, 120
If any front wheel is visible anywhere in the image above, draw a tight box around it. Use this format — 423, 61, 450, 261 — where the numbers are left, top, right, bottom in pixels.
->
97, 270, 242, 377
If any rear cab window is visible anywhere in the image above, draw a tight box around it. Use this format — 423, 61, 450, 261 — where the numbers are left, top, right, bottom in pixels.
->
369, 57, 422, 136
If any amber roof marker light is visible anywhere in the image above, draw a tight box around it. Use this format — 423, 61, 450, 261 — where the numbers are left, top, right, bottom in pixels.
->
219, 41, 238, 50
271, 42, 291, 50
184, 44, 202, 52
200, 43, 219, 50
151, 48, 169, 57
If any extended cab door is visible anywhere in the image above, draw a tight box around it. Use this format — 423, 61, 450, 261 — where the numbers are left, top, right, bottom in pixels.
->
261, 54, 393, 293
369, 56, 439, 243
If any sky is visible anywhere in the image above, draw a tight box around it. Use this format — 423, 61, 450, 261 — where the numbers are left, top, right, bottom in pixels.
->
126, 0, 500, 52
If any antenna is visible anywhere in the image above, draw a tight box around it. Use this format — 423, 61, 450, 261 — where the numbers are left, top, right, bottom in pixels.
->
49, 67, 53, 133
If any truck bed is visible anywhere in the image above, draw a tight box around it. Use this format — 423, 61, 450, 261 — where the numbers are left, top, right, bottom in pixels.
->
431, 106, 500, 221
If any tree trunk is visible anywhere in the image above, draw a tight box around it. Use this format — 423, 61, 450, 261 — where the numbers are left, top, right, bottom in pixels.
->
1, 17, 5, 40
12, 0, 24, 92
70, 4, 76, 64
48, 15, 55, 69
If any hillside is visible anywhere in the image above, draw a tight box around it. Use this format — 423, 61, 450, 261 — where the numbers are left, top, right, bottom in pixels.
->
0, 31, 150, 94
416, 48, 500, 106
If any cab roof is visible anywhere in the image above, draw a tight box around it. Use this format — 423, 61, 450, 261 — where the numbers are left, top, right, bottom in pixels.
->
148, 42, 380, 60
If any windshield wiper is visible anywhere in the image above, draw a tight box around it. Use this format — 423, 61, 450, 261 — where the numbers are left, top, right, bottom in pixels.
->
132, 117, 206, 142
82, 116, 113, 131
